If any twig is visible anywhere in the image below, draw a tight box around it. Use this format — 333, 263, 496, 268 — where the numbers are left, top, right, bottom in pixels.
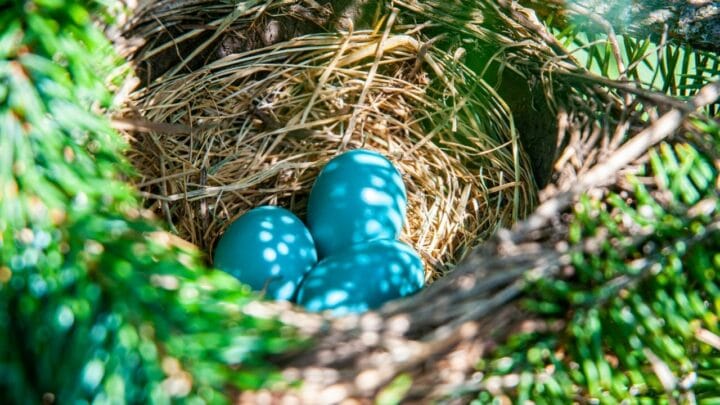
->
515, 80, 720, 241
111, 117, 198, 134
644, 348, 678, 401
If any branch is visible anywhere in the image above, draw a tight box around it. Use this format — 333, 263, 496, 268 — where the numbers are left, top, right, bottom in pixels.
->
521, 0, 720, 53
514, 80, 720, 240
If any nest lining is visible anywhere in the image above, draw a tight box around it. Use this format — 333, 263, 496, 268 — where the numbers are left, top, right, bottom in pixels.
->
122, 30, 537, 280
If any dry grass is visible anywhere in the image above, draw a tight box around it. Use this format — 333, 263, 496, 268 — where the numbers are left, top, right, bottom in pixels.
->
120, 28, 537, 280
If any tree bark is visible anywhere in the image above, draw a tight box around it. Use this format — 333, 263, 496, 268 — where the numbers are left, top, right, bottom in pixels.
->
521, 0, 720, 53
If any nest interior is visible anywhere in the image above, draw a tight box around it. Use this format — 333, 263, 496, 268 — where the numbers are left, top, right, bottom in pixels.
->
121, 27, 538, 280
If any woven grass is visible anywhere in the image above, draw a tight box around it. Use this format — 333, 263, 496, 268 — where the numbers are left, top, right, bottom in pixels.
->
120, 28, 537, 280
108, 0, 720, 402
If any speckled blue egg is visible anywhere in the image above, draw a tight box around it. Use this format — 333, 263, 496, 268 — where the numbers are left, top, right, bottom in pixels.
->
307, 149, 407, 258
296, 239, 424, 316
213, 206, 317, 301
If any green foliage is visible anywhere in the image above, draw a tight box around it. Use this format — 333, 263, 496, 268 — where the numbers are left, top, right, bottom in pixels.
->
0, 1, 300, 403
478, 138, 720, 403
470, 9, 720, 402
553, 26, 720, 102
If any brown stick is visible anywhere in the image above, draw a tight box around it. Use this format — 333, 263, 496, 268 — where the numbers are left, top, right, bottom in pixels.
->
514, 79, 720, 241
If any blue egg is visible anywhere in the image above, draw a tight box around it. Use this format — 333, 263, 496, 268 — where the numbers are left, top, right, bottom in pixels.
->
296, 239, 424, 316
213, 206, 317, 301
307, 149, 407, 258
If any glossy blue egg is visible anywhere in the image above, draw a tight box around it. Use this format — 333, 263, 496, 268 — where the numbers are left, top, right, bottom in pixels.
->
213, 206, 317, 301
307, 149, 407, 258
296, 239, 424, 316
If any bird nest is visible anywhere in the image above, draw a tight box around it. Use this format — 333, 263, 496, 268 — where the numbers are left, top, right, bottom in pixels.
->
110, 0, 720, 402
120, 29, 537, 280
